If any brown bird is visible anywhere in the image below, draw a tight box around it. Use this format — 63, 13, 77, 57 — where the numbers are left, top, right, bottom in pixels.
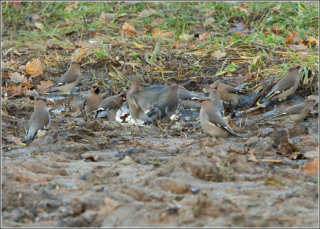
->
84, 84, 103, 113
178, 85, 201, 108
210, 80, 245, 105
258, 65, 300, 105
126, 75, 168, 122
209, 89, 225, 117
46, 61, 82, 95
146, 84, 179, 122
21, 98, 50, 145
95, 93, 126, 122
263, 97, 318, 122
192, 97, 243, 137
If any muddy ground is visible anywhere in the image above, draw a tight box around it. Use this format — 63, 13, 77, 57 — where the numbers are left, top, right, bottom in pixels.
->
2, 75, 319, 227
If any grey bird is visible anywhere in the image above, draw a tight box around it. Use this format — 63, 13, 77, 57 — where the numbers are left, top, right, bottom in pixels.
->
258, 65, 300, 105
46, 61, 82, 95
21, 98, 50, 145
209, 89, 225, 117
178, 85, 201, 108
126, 75, 169, 122
192, 97, 243, 137
263, 97, 318, 122
95, 93, 126, 122
146, 84, 179, 122
210, 80, 245, 105
84, 84, 103, 113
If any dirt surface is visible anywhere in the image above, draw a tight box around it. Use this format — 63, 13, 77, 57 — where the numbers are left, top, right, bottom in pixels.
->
2, 92, 319, 227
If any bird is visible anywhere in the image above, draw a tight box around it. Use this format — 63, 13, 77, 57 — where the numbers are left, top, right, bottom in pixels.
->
262, 97, 318, 122
178, 85, 201, 108
192, 97, 243, 137
21, 97, 50, 145
146, 84, 179, 122
209, 89, 225, 117
46, 61, 82, 95
94, 93, 126, 122
84, 84, 103, 113
210, 79, 245, 105
257, 65, 300, 105
126, 75, 169, 122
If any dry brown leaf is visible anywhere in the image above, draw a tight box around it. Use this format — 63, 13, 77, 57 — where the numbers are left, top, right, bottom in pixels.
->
263, 29, 270, 36
172, 41, 184, 49
9, 72, 27, 83
64, 2, 78, 11
152, 29, 174, 38
299, 36, 319, 47
2, 85, 28, 96
205, 10, 214, 17
199, 31, 210, 41
228, 21, 249, 34
7, 59, 20, 69
32, 14, 41, 22
271, 26, 284, 34
136, 27, 148, 37
151, 18, 164, 26
122, 22, 138, 37
179, 33, 193, 41
188, 44, 197, 49
235, 5, 249, 13
300, 158, 319, 175
287, 45, 309, 52
307, 27, 316, 35
279, 139, 304, 160
285, 31, 301, 45
2, 72, 10, 81
36, 80, 53, 93
25, 58, 45, 76
204, 18, 216, 27
211, 50, 226, 59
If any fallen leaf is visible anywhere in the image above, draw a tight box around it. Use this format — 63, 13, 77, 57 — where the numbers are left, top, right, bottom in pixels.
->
211, 50, 226, 59
266, 178, 284, 186
9, 72, 27, 83
64, 2, 78, 11
199, 31, 210, 41
205, 10, 214, 17
36, 80, 53, 93
285, 31, 301, 45
172, 41, 184, 49
151, 18, 164, 26
299, 36, 319, 47
228, 21, 249, 34
300, 158, 319, 175
2, 85, 28, 96
136, 27, 148, 37
2, 72, 9, 81
279, 139, 304, 160
133, 42, 145, 49
271, 26, 284, 34
263, 29, 270, 36
204, 18, 216, 27
122, 22, 137, 37
34, 22, 45, 30
7, 59, 20, 69
235, 5, 249, 13
179, 33, 193, 41
21, 81, 34, 88
287, 45, 309, 52
25, 58, 45, 76
153, 29, 174, 38
307, 27, 316, 35
188, 44, 197, 49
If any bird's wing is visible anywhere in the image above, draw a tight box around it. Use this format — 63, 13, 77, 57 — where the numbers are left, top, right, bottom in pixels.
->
265, 77, 296, 99
224, 84, 245, 94
206, 111, 240, 136
131, 85, 169, 110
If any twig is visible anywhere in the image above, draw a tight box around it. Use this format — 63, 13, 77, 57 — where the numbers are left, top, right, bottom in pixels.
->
49, 103, 63, 112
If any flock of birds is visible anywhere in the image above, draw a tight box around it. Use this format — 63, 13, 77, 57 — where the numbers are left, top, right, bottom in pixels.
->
20, 61, 318, 145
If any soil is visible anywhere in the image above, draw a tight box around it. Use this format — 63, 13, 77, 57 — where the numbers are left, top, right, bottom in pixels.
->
2, 80, 319, 227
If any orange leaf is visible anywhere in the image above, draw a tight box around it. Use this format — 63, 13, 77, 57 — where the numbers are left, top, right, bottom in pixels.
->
36, 80, 53, 93
152, 29, 174, 38
25, 58, 45, 76
172, 41, 184, 49
263, 29, 270, 36
271, 26, 284, 34
21, 81, 34, 88
301, 158, 319, 175
122, 22, 137, 37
